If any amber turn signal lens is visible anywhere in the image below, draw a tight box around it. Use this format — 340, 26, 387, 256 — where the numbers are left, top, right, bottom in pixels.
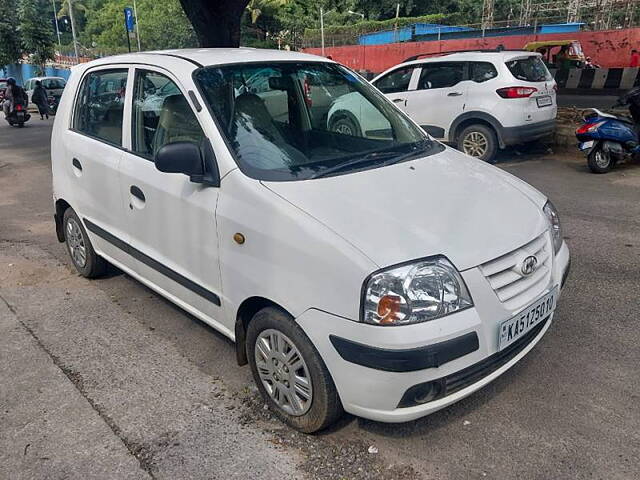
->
377, 295, 401, 324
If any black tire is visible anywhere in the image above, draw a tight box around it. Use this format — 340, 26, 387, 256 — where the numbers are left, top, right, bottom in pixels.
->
329, 114, 362, 137
587, 144, 612, 173
457, 124, 498, 163
247, 307, 343, 433
62, 207, 107, 278
17, 122, 24, 128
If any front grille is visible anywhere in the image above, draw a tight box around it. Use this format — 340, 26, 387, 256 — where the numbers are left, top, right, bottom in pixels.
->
479, 231, 552, 311
397, 317, 549, 408
442, 317, 548, 396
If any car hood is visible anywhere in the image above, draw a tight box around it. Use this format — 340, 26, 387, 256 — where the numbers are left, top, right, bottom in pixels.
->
262, 147, 549, 271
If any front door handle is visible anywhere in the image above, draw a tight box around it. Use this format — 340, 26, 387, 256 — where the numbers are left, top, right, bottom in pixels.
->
72, 158, 82, 171
130, 185, 145, 202
129, 186, 146, 210
447, 91, 463, 97
392, 98, 406, 103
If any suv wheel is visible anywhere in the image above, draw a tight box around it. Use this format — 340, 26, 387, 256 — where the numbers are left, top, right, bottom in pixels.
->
247, 307, 343, 433
63, 208, 107, 278
330, 115, 361, 137
458, 124, 498, 163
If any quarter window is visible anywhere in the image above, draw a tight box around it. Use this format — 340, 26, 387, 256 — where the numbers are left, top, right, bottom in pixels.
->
417, 63, 464, 89
73, 69, 128, 146
470, 62, 498, 83
374, 67, 414, 94
131, 70, 205, 158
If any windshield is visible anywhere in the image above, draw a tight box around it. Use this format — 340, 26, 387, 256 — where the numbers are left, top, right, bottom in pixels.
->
42, 78, 66, 89
506, 56, 552, 82
194, 62, 437, 181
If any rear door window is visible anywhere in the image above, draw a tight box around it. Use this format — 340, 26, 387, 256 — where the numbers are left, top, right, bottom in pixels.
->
73, 69, 128, 146
417, 63, 465, 90
373, 67, 415, 94
506, 56, 552, 82
470, 62, 498, 83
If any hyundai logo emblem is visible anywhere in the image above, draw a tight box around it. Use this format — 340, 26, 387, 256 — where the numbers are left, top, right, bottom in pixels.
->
521, 256, 538, 276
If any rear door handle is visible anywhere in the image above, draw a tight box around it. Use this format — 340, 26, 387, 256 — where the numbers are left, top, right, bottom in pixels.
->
392, 98, 405, 103
447, 91, 463, 97
72, 158, 82, 171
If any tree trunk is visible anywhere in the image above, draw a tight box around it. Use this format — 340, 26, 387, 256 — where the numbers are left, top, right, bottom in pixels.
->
178, 0, 250, 47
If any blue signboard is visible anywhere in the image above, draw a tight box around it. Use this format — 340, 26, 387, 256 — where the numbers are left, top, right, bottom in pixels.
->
124, 7, 135, 32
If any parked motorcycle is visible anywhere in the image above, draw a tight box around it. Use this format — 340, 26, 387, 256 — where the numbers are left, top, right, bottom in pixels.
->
5, 103, 31, 128
576, 87, 640, 173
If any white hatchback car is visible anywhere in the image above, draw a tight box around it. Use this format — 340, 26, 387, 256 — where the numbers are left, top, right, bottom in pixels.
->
328, 51, 557, 162
52, 49, 570, 433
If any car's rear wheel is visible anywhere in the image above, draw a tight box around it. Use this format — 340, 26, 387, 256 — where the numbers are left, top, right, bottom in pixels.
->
247, 307, 343, 433
458, 124, 498, 163
63, 207, 107, 278
587, 144, 613, 173
330, 115, 361, 137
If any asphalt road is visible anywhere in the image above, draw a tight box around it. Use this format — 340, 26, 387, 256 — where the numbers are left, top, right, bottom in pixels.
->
1, 119, 639, 480
557, 93, 618, 109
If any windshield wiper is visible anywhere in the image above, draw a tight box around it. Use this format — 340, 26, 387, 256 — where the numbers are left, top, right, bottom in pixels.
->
311, 141, 432, 179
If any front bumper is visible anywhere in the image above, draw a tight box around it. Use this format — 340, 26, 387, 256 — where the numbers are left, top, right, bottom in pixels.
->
501, 119, 556, 146
296, 240, 570, 423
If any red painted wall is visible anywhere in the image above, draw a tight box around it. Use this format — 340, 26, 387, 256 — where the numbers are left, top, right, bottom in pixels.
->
304, 28, 640, 73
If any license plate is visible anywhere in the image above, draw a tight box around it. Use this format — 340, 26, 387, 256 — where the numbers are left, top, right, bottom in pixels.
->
536, 95, 553, 107
579, 140, 595, 150
16, 112, 24, 120
498, 287, 557, 351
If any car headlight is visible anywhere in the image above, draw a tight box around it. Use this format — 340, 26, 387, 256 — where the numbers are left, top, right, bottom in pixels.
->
361, 256, 473, 326
543, 201, 563, 254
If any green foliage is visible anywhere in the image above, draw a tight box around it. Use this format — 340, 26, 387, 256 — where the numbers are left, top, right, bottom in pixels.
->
19, 0, 55, 72
81, 0, 196, 53
0, 0, 22, 69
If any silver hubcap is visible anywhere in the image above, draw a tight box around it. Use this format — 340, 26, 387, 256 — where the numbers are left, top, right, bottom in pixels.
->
334, 122, 353, 135
254, 329, 313, 416
66, 218, 87, 268
594, 150, 610, 169
462, 131, 488, 158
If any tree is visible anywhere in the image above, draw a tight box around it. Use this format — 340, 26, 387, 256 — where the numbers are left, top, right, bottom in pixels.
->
178, 0, 251, 47
19, 0, 55, 74
0, 0, 22, 72
82, 0, 196, 53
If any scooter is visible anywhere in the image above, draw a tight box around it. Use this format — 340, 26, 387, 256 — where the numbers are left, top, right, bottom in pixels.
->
5, 102, 31, 128
575, 87, 640, 173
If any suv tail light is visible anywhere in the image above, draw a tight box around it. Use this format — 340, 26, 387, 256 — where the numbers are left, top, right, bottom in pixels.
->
496, 87, 538, 98
15, 104, 23, 111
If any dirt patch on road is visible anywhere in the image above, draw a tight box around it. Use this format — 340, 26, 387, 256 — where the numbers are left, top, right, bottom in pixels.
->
238, 390, 420, 480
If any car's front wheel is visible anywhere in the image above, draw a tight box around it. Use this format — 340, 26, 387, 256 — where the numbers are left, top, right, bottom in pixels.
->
457, 124, 498, 163
247, 307, 343, 433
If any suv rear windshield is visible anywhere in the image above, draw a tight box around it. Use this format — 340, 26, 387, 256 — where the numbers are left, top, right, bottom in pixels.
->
194, 62, 439, 181
505, 56, 552, 82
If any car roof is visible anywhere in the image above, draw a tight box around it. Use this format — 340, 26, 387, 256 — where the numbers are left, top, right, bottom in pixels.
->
398, 50, 540, 68
27, 76, 66, 81
77, 48, 332, 69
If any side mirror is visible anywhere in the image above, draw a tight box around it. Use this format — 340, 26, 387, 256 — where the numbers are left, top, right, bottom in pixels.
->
154, 141, 220, 187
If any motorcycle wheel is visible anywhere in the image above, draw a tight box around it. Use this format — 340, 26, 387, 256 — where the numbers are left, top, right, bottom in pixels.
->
17, 123, 24, 128
587, 145, 612, 173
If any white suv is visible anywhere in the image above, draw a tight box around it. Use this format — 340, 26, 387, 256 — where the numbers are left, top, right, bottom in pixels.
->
329, 51, 557, 162
52, 49, 570, 433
